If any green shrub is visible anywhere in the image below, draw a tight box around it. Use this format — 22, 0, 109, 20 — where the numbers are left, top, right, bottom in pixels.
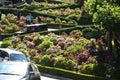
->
54, 57, 75, 70
6, 14, 17, 23
50, 37, 58, 45
69, 30, 83, 39
4, 24, 19, 33
38, 40, 53, 51
33, 36, 43, 45
0, 18, 10, 25
54, 56, 66, 69
67, 45, 84, 56
62, 20, 67, 24
80, 63, 106, 76
55, 18, 61, 24
50, 21, 55, 24
66, 59, 75, 70
68, 21, 74, 24
80, 63, 95, 74
46, 17, 54, 23
0, 40, 11, 48
19, 48, 29, 56
11, 36, 21, 43
77, 37, 90, 48
67, 14, 81, 21
82, 27, 102, 39
40, 55, 54, 67
0, 28, 3, 33
33, 55, 41, 64
93, 63, 106, 76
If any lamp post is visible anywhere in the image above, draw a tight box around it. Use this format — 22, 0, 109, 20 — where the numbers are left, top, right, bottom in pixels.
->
59, 25, 62, 35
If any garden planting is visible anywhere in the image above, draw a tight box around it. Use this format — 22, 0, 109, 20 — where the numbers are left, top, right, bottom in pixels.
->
0, 0, 120, 80
40, 7, 81, 21
23, 2, 68, 10
0, 29, 119, 79
0, 13, 76, 34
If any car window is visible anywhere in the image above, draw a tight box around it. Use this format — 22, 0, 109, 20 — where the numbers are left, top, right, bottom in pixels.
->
0, 50, 8, 58
9, 54, 27, 61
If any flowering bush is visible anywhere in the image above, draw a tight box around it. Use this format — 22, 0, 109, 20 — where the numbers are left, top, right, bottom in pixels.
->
46, 45, 61, 54
4, 24, 19, 33
23, 35, 34, 42
2, 31, 110, 77
54, 56, 75, 70
80, 63, 95, 74
38, 40, 53, 51
78, 52, 89, 65
6, 14, 17, 23
69, 30, 83, 39
40, 54, 56, 67
0, 14, 25, 34
40, 7, 81, 21
80, 63, 106, 76
50, 37, 58, 45
33, 36, 43, 45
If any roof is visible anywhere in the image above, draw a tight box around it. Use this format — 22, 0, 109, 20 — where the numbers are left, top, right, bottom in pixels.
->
0, 48, 23, 54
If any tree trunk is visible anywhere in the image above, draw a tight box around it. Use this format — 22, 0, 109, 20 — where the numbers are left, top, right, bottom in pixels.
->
108, 31, 112, 53
113, 32, 120, 63
113, 38, 118, 60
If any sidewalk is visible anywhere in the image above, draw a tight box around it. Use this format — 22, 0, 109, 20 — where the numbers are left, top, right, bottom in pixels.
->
41, 73, 73, 80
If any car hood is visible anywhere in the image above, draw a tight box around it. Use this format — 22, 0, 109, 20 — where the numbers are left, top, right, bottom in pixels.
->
0, 74, 23, 80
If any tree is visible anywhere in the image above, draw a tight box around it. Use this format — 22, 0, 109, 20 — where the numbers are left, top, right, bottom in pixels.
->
93, 2, 120, 52
84, 0, 120, 61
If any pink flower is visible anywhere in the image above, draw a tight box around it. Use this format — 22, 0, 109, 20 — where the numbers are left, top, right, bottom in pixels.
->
26, 41, 35, 48
78, 52, 89, 59
57, 37, 64, 42
81, 62, 86, 65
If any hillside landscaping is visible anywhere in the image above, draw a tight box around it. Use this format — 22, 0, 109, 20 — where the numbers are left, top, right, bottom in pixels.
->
0, 0, 120, 80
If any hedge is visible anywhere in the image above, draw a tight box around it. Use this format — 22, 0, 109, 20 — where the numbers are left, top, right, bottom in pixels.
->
37, 4, 80, 11
37, 64, 118, 80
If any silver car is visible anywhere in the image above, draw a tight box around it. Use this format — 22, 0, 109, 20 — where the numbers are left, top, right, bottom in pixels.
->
0, 48, 28, 61
0, 61, 41, 80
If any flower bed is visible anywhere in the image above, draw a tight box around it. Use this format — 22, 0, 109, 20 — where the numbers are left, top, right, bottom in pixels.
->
40, 7, 81, 21
1, 29, 119, 79
24, 2, 68, 10
0, 13, 76, 34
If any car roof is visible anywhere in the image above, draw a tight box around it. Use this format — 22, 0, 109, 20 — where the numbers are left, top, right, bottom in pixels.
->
0, 48, 24, 54
0, 61, 30, 66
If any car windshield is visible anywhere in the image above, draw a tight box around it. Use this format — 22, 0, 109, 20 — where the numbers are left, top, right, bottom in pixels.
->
9, 53, 27, 61
0, 63, 27, 75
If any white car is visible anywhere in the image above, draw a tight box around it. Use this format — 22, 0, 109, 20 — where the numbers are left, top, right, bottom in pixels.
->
0, 61, 41, 80
0, 48, 28, 61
